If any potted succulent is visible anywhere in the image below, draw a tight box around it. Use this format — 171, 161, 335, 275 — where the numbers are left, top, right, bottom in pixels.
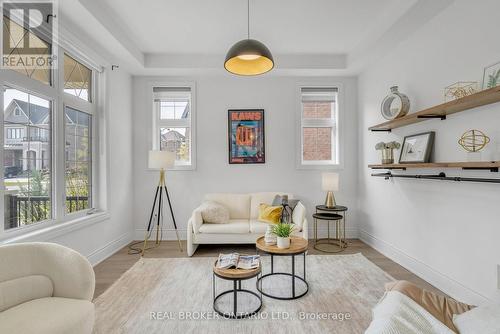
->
375, 141, 401, 164
272, 223, 295, 249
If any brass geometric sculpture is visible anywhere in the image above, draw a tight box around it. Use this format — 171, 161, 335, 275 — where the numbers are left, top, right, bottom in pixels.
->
458, 129, 490, 152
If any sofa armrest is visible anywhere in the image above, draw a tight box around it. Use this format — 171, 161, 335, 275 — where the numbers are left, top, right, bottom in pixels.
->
301, 218, 309, 240
0, 242, 95, 301
189, 207, 204, 234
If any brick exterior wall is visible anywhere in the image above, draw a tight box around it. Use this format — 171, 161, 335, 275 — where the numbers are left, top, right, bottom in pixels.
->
302, 102, 334, 161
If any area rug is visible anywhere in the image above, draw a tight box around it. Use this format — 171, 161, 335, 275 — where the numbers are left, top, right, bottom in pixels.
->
93, 254, 393, 334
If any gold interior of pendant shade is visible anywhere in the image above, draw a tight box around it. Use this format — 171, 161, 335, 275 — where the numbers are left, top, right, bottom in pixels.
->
224, 56, 274, 76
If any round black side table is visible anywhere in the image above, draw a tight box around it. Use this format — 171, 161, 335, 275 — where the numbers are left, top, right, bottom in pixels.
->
212, 261, 262, 319
255, 236, 309, 300
314, 205, 348, 253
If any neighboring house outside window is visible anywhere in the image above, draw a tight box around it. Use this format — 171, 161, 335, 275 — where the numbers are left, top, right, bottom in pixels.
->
152, 84, 196, 170
2, 15, 101, 234
298, 87, 341, 168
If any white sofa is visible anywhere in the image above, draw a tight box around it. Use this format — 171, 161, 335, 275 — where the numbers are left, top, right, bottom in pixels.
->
0, 242, 95, 334
187, 192, 308, 256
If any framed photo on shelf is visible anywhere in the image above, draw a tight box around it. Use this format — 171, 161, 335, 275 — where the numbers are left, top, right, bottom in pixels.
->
228, 109, 265, 164
482, 61, 500, 89
399, 131, 435, 163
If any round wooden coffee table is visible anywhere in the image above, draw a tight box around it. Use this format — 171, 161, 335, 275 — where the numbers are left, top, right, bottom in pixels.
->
212, 260, 262, 319
255, 236, 309, 300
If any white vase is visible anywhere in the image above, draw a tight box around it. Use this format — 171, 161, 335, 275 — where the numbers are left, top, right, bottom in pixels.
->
276, 236, 290, 249
264, 225, 277, 245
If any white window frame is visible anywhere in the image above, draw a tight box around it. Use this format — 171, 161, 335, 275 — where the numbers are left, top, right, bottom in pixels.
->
60, 51, 97, 221
296, 83, 344, 170
0, 15, 107, 240
150, 82, 196, 171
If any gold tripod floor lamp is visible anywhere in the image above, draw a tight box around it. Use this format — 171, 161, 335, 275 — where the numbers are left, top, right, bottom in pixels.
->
141, 150, 183, 256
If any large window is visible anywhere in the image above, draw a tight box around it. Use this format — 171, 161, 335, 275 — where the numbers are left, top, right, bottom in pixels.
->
3, 88, 52, 230
299, 87, 340, 167
2, 15, 100, 234
153, 85, 195, 169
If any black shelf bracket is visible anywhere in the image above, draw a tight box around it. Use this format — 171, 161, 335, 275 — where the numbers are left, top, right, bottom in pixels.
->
370, 129, 391, 132
371, 171, 500, 184
462, 167, 499, 172
417, 114, 446, 120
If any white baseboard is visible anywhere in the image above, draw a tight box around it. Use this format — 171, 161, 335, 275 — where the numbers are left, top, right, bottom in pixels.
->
359, 229, 488, 305
88, 232, 133, 266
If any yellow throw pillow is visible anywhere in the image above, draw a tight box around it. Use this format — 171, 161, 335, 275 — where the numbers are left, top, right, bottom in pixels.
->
258, 203, 282, 224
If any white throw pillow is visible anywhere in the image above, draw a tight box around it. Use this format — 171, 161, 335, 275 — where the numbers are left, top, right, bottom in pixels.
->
453, 303, 500, 334
199, 201, 230, 224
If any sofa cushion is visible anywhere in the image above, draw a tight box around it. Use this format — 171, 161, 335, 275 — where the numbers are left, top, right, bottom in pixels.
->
204, 194, 250, 219
258, 204, 282, 224
250, 220, 302, 235
250, 192, 292, 219
0, 275, 53, 312
453, 302, 500, 334
0, 297, 94, 334
292, 202, 306, 229
385, 280, 474, 333
272, 195, 300, 210
199, 201, 230, 224
250, 220, 270, 234
198, 220, 250, 234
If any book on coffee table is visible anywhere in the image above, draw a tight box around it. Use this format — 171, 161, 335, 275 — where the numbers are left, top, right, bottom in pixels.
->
217, 253, 260, 270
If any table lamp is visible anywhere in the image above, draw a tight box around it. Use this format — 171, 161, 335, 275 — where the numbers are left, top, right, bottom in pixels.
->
322, 172, 339, 208
133, 151, 182, 256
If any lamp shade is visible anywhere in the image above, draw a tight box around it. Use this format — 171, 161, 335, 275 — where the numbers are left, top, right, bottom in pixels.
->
224, 39, 274, 76
148, 150, 175, 169
322, 172, 339, 191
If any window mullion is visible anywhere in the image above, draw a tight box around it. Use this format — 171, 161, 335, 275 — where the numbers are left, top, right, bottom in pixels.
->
54, 49, 66, 222
0, 80, 5, 235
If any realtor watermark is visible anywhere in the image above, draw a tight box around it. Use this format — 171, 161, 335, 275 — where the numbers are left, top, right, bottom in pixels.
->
2, 0, 58, 70
149, 311, 352, 321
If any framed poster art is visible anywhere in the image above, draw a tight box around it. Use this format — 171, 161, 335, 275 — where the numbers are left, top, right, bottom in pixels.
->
228, 109, 265, 164
399, 131, 435, 163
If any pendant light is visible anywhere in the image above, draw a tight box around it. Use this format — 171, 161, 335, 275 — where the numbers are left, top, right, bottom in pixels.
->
224, 0, 274, 76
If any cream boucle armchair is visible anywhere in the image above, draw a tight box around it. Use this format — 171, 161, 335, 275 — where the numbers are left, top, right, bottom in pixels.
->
0, 242, 95, 334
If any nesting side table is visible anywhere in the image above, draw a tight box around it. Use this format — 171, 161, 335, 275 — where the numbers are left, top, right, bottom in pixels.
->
212, 260, 262, 319
314, 205, 348, 253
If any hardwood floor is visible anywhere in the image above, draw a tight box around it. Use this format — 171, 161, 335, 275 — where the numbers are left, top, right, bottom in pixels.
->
93, 239, 442, 300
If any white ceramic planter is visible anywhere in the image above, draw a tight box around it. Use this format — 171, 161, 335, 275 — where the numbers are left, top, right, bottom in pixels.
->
277, 236, 290, 249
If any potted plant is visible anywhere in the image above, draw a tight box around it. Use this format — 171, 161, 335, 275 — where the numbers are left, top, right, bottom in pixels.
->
375, 141, 401, 164
272, 223, 295, 249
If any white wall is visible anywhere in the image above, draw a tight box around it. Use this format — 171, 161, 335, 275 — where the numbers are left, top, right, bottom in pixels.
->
358, 0, 500, 304
51, 69, 134, 265
132, 75, 358, 240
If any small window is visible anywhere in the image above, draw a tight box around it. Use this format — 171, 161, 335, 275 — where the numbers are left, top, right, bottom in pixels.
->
153, 86, 195, 168
299, 87, 339, 167
64, 53, 92, 101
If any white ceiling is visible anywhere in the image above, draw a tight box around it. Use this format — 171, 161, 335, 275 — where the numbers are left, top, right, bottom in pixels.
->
103, 0, 407, 55
59, 0, 453, 75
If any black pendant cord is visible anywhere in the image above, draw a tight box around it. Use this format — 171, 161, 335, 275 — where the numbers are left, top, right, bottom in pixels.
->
247, 0, 250, 39
371, 172, 500, 184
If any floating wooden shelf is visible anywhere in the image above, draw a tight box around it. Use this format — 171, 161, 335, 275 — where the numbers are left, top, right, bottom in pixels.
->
369, 161, 500, 172
369, 86, 500, 131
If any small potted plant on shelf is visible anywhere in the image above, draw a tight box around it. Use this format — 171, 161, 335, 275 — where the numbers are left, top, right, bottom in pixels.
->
375, 141, 401, 164
272, 223, 295, 249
